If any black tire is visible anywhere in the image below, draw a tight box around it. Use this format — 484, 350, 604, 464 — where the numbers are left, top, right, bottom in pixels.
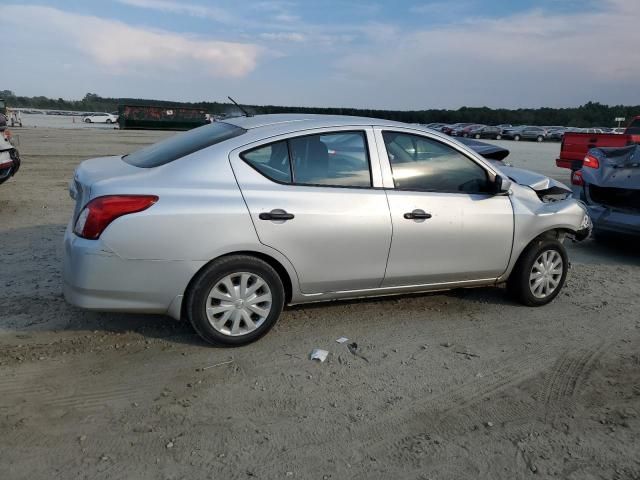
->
514, 134, 521, 141
185, 255, 285, 346
536, 135, 543, 142
507, 239, 568, 306
474, 134, 481, 139
84, 118, 91, 123
106, 119, 112, 124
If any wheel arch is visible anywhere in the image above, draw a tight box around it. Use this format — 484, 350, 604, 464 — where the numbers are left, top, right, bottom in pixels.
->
499, 228, 571, 282
179, 250, 295, 321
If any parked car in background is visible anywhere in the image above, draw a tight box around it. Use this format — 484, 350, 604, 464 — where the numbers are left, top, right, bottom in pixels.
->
557, 116, 640, 171
467, 125, 502, 140
518, 126, 549, 142
571, 145, 640, 237
441, 123, 474, 135
83, 113, 119, 124
457, 124, 485, 137
546, 127, 568, 141
612, 128, 626, 134
0, 114, 20, 186
501, 126, 525, 140
64, 114, 591, 346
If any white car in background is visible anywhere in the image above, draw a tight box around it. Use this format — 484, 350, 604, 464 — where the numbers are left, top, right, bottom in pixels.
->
83, 113, 118, 124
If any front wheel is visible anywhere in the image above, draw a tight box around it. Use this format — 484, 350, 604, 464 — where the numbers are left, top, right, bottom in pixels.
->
185, 255, 285, 346
507, 239, 568, 306
536, 135, 544, 142
106, 119, 112, 124
514, 134, 521, 141
496, 134, 502, 140
474, 134, 481, 139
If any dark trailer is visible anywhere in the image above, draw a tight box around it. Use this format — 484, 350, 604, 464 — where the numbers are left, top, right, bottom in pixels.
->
118, 105, 208, 130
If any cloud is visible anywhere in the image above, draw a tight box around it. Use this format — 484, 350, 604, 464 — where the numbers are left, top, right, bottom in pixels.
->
334, 0, 640, 108
259, 32, 306, 42
2, 5, 263, 78
114, 0, 234, 22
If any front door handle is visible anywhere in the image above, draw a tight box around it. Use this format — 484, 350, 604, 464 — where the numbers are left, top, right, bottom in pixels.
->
404, 209, 432, 220
259, 209, 295, 221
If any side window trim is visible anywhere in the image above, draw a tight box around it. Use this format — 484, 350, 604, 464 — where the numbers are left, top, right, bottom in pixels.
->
240, 129, 376, 189
375, 128, 494, 194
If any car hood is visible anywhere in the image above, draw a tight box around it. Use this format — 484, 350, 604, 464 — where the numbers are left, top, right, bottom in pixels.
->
457, 137, 570, 195
489, 160, 572, 195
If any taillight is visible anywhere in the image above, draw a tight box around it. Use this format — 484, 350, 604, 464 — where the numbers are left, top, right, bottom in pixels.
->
571, 170, 584, 186
583, 154, 600, 169
73, 195, 158, 239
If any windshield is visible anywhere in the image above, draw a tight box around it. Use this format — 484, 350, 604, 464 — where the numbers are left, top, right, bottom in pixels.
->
123, 122, 246, 168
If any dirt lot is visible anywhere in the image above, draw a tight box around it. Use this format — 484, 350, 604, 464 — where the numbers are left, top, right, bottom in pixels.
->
1, 128, 639, 480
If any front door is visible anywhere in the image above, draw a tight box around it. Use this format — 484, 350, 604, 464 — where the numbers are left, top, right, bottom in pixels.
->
375, 128, 514, 286
230, 128, 392, 294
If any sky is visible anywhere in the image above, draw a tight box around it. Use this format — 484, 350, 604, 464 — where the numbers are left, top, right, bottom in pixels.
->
2, 0, 639, 109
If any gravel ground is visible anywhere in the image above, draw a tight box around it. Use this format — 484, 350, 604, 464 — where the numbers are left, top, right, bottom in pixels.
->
1, 128, 639, 479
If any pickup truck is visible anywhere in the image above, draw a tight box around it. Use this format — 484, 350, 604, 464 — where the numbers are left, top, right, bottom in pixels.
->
556, 116, 640, 170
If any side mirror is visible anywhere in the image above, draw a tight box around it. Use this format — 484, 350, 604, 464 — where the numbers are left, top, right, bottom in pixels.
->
494, 174, 512, 194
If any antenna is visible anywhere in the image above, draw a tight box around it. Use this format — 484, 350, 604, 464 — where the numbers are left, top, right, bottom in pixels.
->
228, 96, 252, 117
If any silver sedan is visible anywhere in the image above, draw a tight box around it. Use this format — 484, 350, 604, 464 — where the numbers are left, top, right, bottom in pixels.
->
63, 115, 591, 346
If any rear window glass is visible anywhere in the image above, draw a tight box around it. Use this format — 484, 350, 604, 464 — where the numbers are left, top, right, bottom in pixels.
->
626, 119, 640, 135
123, 122, 245, 168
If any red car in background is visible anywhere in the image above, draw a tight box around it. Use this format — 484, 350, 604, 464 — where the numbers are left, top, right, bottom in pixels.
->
557, 116, 640, 171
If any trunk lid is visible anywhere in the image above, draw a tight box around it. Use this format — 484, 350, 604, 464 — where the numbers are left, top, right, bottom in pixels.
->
69, 155, 142, 219
583, 145, 640, 212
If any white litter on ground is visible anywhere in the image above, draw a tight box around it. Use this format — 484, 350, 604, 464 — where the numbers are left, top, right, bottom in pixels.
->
310, 349, 329, 362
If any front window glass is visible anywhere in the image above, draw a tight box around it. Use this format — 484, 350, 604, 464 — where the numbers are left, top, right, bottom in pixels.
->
382, 131, 489, 193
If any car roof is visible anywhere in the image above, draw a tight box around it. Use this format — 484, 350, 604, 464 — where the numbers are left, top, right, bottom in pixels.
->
223, 113, 409, 131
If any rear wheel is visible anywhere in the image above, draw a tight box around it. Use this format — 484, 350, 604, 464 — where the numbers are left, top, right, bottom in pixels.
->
536, 135, 544, 142
507, 239, 568, 306
514, 134, 521, 141
186, 255, 285, 346
474, 133, 481, 139
106, 119, 112, 124
84, 118, 92, 123
496, 134, 502, 140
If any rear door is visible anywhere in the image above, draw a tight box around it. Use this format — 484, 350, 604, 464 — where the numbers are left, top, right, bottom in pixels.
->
374, 128, 514, 286
230, 127, 392, 294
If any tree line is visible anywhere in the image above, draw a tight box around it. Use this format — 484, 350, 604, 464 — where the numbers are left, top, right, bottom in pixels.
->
1, 90, 637, 127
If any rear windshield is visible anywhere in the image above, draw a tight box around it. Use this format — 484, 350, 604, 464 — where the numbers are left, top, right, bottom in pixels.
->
123, 122, 245, 168
626, 119, 640, 135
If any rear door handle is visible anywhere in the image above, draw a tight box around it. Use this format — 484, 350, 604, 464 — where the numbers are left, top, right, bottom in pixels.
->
259, 209, 295, 221
404, 209, 432, 220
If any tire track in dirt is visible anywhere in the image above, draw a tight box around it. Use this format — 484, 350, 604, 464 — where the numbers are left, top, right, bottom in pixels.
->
353, 343, 606, 473
242, 346, 560, 473
540, 342, 605, 423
